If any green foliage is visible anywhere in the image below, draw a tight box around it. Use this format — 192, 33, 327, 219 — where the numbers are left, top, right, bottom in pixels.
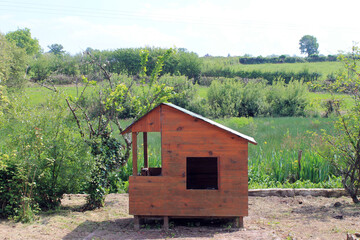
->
208, 78, 308, 117
266, 80, 309, 116
29, 54, 52, 81
201, 67, 321, 85
158, 74, 196, 109
29, 52, 80, 84
66, 48, 175, 209
0, 33, 28, 90
233, 117, 338, 187
0, 85, 9, 118
0, 91, 93, 221
5, 28, 41, 56
216, 117, 254, 130
249, 149, 335, 184
47, 43, 65, 55
177, 51, 202, 82
299, 35, 319, 57
239, 55, 337, 65
208, 79, 241, 117
319, 45, 360, 203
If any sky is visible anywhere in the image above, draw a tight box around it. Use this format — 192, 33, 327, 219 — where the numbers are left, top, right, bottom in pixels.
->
0, 0, 360, 57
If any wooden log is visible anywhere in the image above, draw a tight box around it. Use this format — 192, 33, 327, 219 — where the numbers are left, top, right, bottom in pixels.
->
132, 132, 137, 176
248, 188, 348, 197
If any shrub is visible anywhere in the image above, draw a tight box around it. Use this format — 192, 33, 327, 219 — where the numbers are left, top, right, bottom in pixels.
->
159, 74, 196, 109
0, 91, 93, 220
207, 79, 241, 118
207, 79, 268, 118
266, 80, 309, 116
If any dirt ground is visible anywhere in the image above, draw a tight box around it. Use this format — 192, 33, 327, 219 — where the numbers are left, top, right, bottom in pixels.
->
0, 193, 359, 240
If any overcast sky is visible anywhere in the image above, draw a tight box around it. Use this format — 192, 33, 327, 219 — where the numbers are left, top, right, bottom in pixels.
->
0, 0, 359, 57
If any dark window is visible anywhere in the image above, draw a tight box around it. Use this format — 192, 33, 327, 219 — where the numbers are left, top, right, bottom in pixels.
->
186, 157, 218, 190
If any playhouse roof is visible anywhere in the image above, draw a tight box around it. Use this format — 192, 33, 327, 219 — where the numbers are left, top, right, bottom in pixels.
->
122, 102, 257, 145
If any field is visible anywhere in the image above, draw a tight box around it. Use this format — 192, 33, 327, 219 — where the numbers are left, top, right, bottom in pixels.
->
21, 84, 344, 189
202, 58, 342, 80
0, 193, 358, 240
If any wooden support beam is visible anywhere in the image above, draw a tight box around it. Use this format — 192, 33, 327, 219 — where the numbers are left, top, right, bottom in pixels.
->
234, 217, 244, 228
143, 132, 148, 168
163, 216, 169, 230
134, 215, 140, 230
132, 132, 138, 176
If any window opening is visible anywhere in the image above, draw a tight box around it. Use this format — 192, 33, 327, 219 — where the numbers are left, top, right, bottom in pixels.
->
140, 132, 162, 176
186, 157, 218, 190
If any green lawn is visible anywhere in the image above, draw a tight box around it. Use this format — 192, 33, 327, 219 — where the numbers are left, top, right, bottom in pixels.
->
24, 85, 86, 105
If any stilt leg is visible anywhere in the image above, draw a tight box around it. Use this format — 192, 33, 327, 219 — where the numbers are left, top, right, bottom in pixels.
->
234, 216, 244, 228
163, 216, 169, 230
134, 215, 140, 230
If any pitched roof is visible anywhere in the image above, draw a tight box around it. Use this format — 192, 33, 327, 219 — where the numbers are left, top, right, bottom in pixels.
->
121, 102, 257, 145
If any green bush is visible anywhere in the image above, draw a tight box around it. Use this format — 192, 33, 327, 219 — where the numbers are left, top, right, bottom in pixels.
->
0, 91, 93, 221
207, 79, 268, 118
159, 74, 196, 109
207, 79, 241, 118
266, 80, 309, 116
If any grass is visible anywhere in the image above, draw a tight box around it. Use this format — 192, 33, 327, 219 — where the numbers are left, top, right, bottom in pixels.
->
201, 58, 342, 80
19, 84, 344, 188
119, 116, 341, 188
24, 85, 86, 106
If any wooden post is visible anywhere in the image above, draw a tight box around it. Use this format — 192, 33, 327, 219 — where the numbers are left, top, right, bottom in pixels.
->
298, 150, 302, 179
132, 132, 138, 176
163, 216, 169, 230
234, 217, 244, 228
134, 215, 140, 230
143, 132, 148, 168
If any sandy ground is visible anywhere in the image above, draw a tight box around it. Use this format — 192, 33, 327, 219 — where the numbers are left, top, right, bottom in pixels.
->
0, 193, 359, 240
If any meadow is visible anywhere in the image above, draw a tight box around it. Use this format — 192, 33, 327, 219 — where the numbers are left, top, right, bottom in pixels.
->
21, 83, 343, 190
202, 57, 342, 80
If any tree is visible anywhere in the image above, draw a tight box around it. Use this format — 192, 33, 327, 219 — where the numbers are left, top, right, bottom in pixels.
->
299, 35, 319, 57
0, 33, 28, 89
177, 51, 202, 82
5, 28, 41, 56
319, 45, 360, 203
48, 44, 65, 56
65, 49, 175, 209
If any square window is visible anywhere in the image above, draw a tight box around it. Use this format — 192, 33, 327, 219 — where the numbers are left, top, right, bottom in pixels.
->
186, 157, 218, 190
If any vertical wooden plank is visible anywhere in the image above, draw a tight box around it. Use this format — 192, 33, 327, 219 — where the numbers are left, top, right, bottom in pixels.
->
163, 216, 169, 230
143, 132, 148, 168
234, 217, 244, 228
134, 215, 140, 230
132, 132, 138, 176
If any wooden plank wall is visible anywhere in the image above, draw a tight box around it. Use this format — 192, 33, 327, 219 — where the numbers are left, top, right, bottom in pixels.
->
129, 104, 249, 217
131, 107, 161, 132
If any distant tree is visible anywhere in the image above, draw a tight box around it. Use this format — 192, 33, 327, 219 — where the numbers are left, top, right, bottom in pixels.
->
299, 35, 319, 57
5, 28, 41, 56
48, 44, 65, 55
178, 51, 202, 82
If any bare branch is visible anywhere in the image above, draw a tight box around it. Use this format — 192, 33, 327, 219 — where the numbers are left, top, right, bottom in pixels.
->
66, 98, 84, 138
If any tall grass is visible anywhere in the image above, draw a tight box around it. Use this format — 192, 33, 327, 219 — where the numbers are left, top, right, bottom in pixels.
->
118, 117, 341, 188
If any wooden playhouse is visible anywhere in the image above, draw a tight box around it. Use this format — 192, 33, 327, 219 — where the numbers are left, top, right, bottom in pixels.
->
121, 103, 257, 229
